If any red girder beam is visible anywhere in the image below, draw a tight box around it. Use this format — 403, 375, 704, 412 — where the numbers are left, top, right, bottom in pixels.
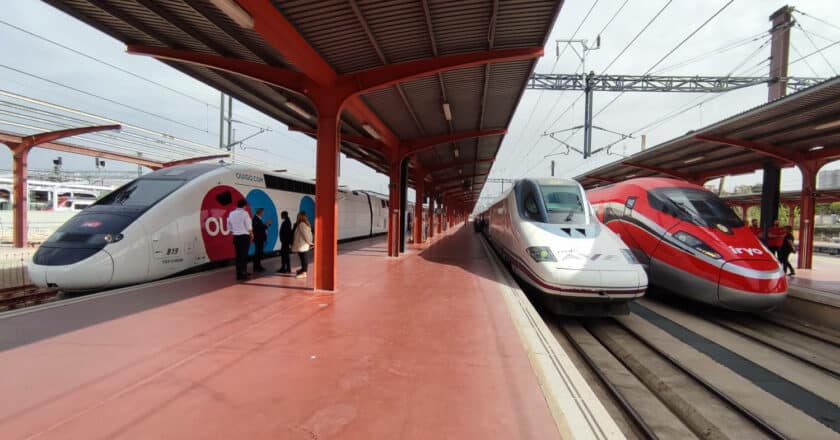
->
584, 175, 618, 184
15, 124, 122, 149
694, 160, 790, 182
427, 158, 495, 173
129, 45, 531, 152
694, 134, 798, 163
3, 124, 121, 248
346, 48, 543, 96
399, 128, 506, 161
435, 173, 489, 188
127, 45, 307, 92
0, 132, 161, 168
622, 161, 691, 181
288, 126, 389, 157
155, 154, 231, 170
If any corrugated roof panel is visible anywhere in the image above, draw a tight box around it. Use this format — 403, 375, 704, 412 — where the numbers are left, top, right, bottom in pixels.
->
361, 88, 422, 140
357, 0, 433, 64
442, 66, 484, 132
275, 0, 383, 74
428, 0, 492, 55
399, 75, 447, 136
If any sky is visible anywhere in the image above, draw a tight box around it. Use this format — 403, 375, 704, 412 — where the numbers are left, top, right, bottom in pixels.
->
1, 1, 839, 204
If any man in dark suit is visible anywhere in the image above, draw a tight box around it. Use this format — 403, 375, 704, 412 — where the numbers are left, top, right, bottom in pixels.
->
278, 210, 293, 273
252, 207, 270, 272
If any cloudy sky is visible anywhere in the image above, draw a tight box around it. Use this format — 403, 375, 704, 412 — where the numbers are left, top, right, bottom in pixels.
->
1, 1, 839, 201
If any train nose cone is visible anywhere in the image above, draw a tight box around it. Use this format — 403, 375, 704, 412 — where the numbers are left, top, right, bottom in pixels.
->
718, 260, 787, 311
43, 250, 115, 291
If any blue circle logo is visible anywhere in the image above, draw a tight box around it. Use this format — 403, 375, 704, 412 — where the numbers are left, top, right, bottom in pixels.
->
246, 189, 278, 254
299, 195, 315, 232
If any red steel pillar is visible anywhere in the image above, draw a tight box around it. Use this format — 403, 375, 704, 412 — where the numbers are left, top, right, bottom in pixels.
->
797, 160, 820, 269
387, 160, 401, 257
11, 145, 30, 248
314, 108, 341, 290
414, 173, 425, 245
428, 196, 435, 240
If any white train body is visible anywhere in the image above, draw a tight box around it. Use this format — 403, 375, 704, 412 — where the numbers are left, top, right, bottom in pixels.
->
479, 178, 647, 313
29, 164, 388, 291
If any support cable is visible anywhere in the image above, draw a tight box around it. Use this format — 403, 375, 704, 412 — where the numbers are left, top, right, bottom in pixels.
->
599, 0, 674, 74
594, 0, 735, 119
0, 64, 212, 134
795, 22, 838, 75
502, 0, 600, 176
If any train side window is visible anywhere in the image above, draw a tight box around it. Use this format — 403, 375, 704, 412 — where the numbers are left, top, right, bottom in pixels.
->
625, 196, 636, 210
381, 200, 386, 209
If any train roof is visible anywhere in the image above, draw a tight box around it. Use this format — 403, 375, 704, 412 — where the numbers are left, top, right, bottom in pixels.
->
589, 177, 701, 192
527, 177, 582, 187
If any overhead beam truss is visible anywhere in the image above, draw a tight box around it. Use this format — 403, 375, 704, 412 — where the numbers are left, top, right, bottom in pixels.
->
527, 73, 824, 93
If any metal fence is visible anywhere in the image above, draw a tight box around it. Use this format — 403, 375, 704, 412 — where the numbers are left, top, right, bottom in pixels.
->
0, 248, 34, 290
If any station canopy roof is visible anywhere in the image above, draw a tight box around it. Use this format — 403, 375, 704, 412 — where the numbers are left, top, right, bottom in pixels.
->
722, 188, 840, 206
577, 75, 840, 190
46, 0, 563, 204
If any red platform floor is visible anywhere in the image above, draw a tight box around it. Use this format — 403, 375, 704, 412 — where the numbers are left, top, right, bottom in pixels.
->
0, 225, 561, 439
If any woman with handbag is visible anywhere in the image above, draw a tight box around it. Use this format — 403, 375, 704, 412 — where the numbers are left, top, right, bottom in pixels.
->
292, 212, 314, 279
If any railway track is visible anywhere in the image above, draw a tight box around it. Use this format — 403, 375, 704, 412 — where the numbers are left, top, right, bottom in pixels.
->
0, 285, 58, 311
546, 298, 840, 439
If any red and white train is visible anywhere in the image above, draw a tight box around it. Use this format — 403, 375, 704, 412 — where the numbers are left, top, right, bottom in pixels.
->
587, 177, 787, 311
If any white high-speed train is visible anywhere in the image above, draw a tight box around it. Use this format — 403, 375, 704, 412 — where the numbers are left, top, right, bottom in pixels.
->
477, 178, 648, 315
29, 164, 388, 291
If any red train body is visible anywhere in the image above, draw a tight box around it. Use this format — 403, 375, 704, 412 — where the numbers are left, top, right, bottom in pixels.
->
587, 177, 787, 311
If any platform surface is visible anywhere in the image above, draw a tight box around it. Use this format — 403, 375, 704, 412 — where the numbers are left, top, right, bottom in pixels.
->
0, 226, 559, 439
788, 253, 840, 296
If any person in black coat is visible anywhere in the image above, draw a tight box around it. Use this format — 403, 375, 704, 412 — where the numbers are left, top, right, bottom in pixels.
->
252, 207, 271, 272
277, 210, 293, 274
779, 225, 796, 277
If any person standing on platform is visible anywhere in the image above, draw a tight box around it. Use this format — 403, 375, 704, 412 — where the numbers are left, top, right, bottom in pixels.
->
768, 220, 785, 259
749, 219, 761, 237
779, 225, 796, 277
227, 199, 252, 281
277, 211, 293, 274
252, 207, 271, 273
292, 211, 314, 279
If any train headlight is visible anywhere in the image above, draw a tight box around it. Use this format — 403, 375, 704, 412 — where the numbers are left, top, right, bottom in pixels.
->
526, 246, 557, 262
102, 233, 124, 243
620, 249, 639, 264
673, 231, 721, 259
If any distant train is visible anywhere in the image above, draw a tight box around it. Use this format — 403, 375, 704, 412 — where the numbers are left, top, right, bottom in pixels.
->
28, 164, 388, 291
587, 177, 787, 311
478, 178, 648, 315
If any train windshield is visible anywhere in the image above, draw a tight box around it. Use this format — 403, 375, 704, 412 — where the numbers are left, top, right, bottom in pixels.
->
649, 187, 744, 228
540, 184, 585, 223
96, 179, 184, 208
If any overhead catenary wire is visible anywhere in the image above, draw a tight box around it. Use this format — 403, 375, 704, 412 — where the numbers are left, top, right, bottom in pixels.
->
795, 22, 838, 75
502, 0, 601, 169
520, 0, 738, 179
0, 64, 214, 135
594, 0, 735, 119
790, 42, 821, 77
599, 0, 675, 74
0, 18, 273, 132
